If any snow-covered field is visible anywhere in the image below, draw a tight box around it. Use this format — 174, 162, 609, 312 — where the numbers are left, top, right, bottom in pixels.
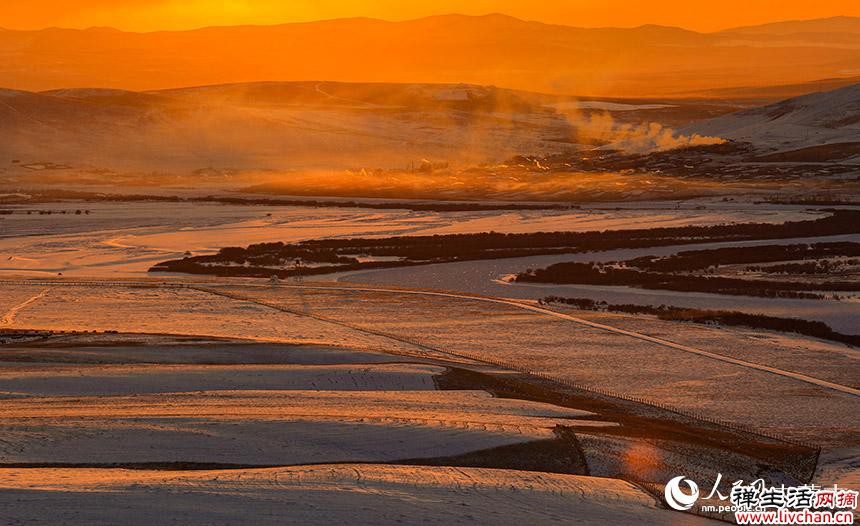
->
1, 199, 857, 523
0, 390, 608, 465
225, 284, 860, 447
0, 287, 49, 325
0, 465, 712, 525
5, 285, 421, 355
0, 278, 852, 523
6, 281, 854, 448
562, 309, 860, 388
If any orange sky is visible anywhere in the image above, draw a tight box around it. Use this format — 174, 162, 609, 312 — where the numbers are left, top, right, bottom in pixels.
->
3, 0, 859, 32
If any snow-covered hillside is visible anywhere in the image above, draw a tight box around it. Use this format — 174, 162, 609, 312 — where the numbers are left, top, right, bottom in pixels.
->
685, 83, 860, 160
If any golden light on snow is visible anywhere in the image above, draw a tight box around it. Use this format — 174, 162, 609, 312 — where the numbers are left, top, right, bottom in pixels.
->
621, 442, 663, 480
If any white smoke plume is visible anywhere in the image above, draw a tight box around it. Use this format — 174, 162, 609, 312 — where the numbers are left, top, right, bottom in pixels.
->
569, 111, 725, 153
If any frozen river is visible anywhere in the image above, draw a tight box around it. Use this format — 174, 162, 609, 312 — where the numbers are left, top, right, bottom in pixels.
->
2, 199, 856, 333
0, 200, 824, 277
338, 233, 860, 334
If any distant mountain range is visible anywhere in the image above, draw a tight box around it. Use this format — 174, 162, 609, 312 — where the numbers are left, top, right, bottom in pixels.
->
1, 14, 858, 97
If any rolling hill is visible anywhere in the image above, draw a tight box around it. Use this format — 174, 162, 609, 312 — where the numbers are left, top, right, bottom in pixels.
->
684, 83, 860, 161
723, 15, 860, 35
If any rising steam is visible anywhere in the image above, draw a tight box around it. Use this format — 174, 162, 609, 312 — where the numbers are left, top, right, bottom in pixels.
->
566, 110, 725, 153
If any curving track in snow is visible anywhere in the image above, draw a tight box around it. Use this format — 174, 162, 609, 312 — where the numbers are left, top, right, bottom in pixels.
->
1, 289, 48, 326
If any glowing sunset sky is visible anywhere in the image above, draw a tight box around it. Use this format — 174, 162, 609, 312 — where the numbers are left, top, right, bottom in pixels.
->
4, 0, 859, 32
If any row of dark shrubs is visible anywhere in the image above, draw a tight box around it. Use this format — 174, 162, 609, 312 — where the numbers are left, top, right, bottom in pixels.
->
515, 262, 857, 297
211, 244, 360, 266
540, 296, 860, 347
298, 210, 860, 253
152, 210, 860, 275
747, 258, 860, 275
627, 242, 860, 272
151, 259, 413, 278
